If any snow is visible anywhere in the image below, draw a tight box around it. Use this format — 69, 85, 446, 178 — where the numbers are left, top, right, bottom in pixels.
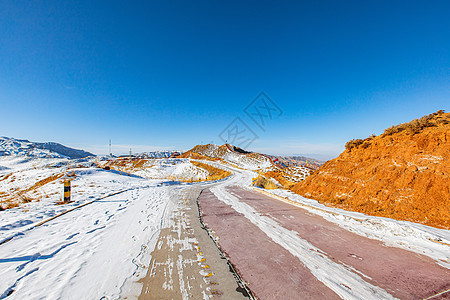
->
110, 158, 209, 181
0, 166, 171, 299
0, 153, 448, 299
222, 151, 272, 170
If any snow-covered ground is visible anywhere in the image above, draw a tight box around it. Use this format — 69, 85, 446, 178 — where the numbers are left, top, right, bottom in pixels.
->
0, 166, 173, 299
103, 158, 210, 181
133, 159, 209, 181
0, 156, 229, 299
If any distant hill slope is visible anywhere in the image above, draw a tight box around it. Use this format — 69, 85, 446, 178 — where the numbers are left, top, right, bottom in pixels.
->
135, 151, 178, 159
291, 110, 450, 229
0, 137, 94, 159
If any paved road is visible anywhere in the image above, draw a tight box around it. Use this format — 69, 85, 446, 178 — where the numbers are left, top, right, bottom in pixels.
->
139, 185, 247, 299
198, 184, 450, 299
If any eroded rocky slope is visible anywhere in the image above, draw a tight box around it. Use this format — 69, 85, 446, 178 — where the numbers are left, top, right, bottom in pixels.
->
291, 111, 450, 229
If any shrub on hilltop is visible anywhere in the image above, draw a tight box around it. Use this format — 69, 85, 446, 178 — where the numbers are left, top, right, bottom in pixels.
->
345, 110, 447, 151
382, 110, 447, 137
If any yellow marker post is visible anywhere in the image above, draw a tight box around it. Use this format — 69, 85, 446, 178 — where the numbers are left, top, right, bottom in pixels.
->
64, 180, 71, 203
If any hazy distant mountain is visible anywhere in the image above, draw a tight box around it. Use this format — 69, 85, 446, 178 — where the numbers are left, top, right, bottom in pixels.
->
271, 155, 325, 168
0, 137, 94, 159
135, 151, 178, 159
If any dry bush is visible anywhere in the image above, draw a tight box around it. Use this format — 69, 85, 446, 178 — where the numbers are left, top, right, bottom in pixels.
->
345, 139, 364, 151
18, 194, 33, 203
133, 159, 147, 169
361, 141, 371, 149
0, 173, 63, 210
0, 173, 13, 182
263, 171, 296, 189
253, 175, 279, 189
6, 202, 19, 209
346, 111, 448, 152
382, 110, 446, 137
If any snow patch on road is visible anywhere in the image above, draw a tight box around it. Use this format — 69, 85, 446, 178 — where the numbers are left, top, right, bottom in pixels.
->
210, 185, 395, 300
265, 189, 450, 269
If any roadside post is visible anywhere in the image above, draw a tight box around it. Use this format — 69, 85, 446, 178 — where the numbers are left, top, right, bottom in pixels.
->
64, 179, 71, 203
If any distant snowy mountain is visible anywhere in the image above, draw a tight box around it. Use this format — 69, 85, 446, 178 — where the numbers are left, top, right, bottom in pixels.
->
136, 151, 179, 159
0, 137, 94, 159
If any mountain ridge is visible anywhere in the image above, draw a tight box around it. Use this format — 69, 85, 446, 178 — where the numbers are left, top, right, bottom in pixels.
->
0, 136, 94, 159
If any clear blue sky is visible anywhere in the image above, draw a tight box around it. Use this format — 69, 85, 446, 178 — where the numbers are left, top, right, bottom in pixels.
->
1, 1, 449, 159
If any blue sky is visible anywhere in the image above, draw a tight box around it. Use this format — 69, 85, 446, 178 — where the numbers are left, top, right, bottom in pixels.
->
1, 1, 449, 159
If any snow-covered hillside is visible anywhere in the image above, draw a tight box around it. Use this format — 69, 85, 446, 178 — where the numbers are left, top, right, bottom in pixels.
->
181, 144, 273, 170
0, 137, 93, 159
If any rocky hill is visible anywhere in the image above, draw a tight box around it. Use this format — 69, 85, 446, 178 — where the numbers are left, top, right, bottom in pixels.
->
179, 143, 322, 172
179, 144, 274, 170
291, 111, 450, 229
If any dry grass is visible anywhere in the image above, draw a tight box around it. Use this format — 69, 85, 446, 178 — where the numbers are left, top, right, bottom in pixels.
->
101, 159, 153, 173
24, 174, 63, 193
5, 202, 19, 209
263, 171, 297, 189
179, 151, 223, 162
191, 161, 231, 181
346, 110, 448, 151
0, 173, 63, 210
